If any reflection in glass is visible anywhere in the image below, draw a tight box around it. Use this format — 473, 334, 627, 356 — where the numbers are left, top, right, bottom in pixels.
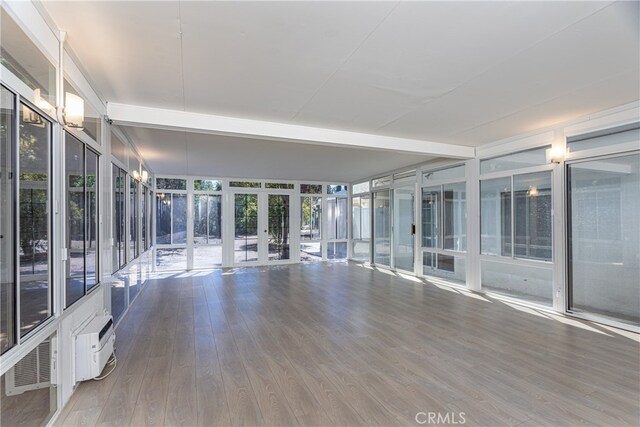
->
86, 150, 98, 290
141, 186, 147, 251
129, 178, 138, 261
300, 196, 322, 261
423, 252, 466, 285
373, 190, 391, 266
234, 194, 258, 263
268, 194, 290, 261
327, 184, 348, 195
112, 165, 126, 272
1, 86, 15, 353
65, 135, 85, 307
513, 172, 552, 261
327, 197, 347, 240
156, 178, 186, 190
300, 184, 322, 194
194, 194, 222, 245
156, 193, 171, 244
327, 242, 347, 260
480, 147, 548, 174
351, 195, 371, 262
156, 248, 187, 271
480, 178, 512, 256
19, 104, 51, 336
172, 194, 187, 244
482, 259, 552, 305
568, 153, 640, 326
194, 179, 222, 191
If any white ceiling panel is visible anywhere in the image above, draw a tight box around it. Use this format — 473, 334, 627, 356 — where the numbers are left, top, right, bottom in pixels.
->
123, 126, 434, 182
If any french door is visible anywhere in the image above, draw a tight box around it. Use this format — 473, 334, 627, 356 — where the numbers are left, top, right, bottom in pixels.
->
233, 191, 292, 265
393, 186, 415, 272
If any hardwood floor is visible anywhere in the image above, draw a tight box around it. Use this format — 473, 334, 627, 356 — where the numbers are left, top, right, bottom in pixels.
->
56, 262, 640, 426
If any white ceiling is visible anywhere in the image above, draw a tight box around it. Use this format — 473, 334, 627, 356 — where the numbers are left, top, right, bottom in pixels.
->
122, 126, 435, 182
41, 1, 640, 176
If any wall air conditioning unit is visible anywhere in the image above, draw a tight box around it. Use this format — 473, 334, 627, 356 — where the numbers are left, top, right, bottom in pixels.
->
5, 338, 54, 396
75, 315, 115, 382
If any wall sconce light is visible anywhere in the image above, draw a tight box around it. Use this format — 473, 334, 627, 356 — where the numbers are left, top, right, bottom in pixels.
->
21, 104, 45, 126
546, 147, 565, 164
62, 92, 85, 130
141, 170, 148, 182
132, 170, 141, 181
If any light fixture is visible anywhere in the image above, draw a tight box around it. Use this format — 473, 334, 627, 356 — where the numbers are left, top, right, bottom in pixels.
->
132, 170, 140, 181
528, 186, 539, 197
546, 147, 565, 164
141, 170, 148, 182
21, 104, 45, 126
63, 92, 85, 130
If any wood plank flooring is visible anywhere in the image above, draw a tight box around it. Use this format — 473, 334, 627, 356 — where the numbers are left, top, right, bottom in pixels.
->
56, 262, 640, 426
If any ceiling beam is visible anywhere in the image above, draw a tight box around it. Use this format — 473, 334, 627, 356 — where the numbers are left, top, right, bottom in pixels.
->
107, 102, 475, 158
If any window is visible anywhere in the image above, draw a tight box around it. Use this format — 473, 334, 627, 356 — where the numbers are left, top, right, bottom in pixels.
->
421, 187, 440, 249
129, 177, 138, 262
265, 182, 294, 189
443, 182, 466, 252
372, 176, 391, 188
156, 177, 186, 190
155, 183, 187, 271
230, 181, 260, 188
327, 197, 347, 240
63, 78, 100, 144
481, 173, 552, 261
351, 195, 371, 261
141, 186, 148, 251
327, 184, 348, 195
480, 147, 548, 174
194, 179, 222, 191
193, 193, 222, 268
19, 103, 52, 337
300, 184, 322, 194
567, 124, 639, 153
111, 165, 126, 272
300, 196, 322, 261
423, 165, 465, 183
373, 190, 391, 266
1, 86, 15, 353
352, 181, 370, 194
65, 133, 99, 308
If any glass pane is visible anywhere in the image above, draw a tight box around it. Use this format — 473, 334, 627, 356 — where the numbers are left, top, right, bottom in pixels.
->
568, 125, 639, 153
327, 242, 347, 260
443, 182, 466, 251
65, 134, 85, 308
19, 104, 51, 336
393, 188, 414, 272
514, 172, 552, 261
300, 196, 321, 241
480, 178, 512, 256
268, 194, 290, 261
352, 181, 370, 194
141, 186, 147, 252
193, 245, 222, 269
423, 165, 465, 183
155, 193, 171, 244
234, 194, 258, 263
128, 263, 140, 302
327, 184, 348, 195
265, 183, 294, 189
352, 241, 369, 261
0, 86, 15, 353
0, 333, 58, 425
129, 178, 137, 261
208, 195, 222, 244
568, 154, 640, 326
193, 194, 208, 245
156, 178, 186, 190
0, 13, 56, 115
373, 191, 391, 266
327, 197, 347, 240
421, 186, 440, 248
423, 252, 466, 285
481, 259, 553, 306
300, 241, 322, 262
112, 165, 122, 272
155, 247, 187, 271
480, 147, 548, 174
230, 181, 260, 188
194, 179, 222, 191
86, 150, 98, 290
300, 184, 322, 194
372, 176, 391, 188
172, 194, 187, 244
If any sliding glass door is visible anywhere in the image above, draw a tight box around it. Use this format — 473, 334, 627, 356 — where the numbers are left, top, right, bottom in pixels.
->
567, 152, 640, 327
234, 193, 259, 263
393, 187, 415, 272
373, 190, 391, 266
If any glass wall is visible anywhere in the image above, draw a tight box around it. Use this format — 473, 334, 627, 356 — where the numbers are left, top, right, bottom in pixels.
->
128, 177, 138, 262
268, 194, 290, 261
1, 86, 14, 354
193, 179, 222, 268
373, 190, 391, 266
480, 149, 553, 304
19, 103, 52, 337
421, 166, 467, 284
351, 194, 371, 262
327, 184, 348, 260
300, 193, 322, 261
155, 178, 188, 270
65, 133, 99, 308
234, 193, 258, 263
568, 151, 640, 326
111, 164, 126, 273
